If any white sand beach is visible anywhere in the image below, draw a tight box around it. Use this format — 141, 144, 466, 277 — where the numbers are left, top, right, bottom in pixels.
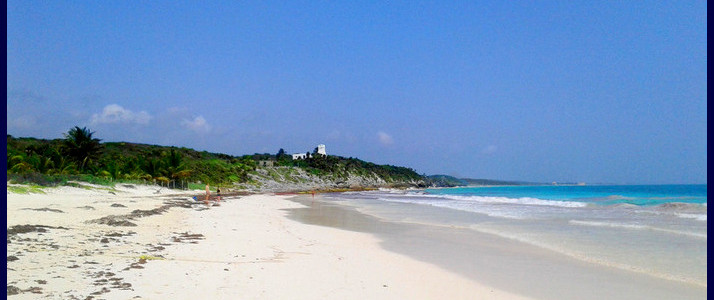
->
6, 183, 529, 299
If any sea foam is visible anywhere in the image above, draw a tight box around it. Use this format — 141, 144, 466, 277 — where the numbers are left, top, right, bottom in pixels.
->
403, 193, 588, 208
568, 220, 707, 239
375, 194, 587, 220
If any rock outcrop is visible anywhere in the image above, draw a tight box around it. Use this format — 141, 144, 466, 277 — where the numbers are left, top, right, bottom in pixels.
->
241, 166, 424, 192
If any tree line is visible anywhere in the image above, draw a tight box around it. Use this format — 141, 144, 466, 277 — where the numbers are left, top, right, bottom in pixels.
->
7, 126, 425, 187
7, 127, 255, 186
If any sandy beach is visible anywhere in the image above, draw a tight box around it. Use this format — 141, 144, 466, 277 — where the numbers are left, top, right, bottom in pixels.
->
7, 183, 529, 299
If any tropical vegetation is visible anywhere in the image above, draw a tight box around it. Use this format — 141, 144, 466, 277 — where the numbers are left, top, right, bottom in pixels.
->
7, 127, 424, 188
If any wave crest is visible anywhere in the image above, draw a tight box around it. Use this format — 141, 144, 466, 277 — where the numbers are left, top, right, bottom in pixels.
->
404, 193, 588, 208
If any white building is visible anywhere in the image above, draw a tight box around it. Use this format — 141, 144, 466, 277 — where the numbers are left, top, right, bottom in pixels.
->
292, 144, 326, 160
292, 153, 307, 160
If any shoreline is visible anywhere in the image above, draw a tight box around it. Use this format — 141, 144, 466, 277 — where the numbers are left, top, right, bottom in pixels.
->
7, 183, 705, 299
286, 193, 707, 300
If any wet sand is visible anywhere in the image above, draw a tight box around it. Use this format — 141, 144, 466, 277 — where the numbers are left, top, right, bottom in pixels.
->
286, 195, 707, 300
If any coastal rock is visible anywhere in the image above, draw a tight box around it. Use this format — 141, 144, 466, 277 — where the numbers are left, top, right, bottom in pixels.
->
245, 167, 421, 193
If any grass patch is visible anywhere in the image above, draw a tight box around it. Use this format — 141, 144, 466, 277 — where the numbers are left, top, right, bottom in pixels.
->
7, 185, 46, 194
139, 255, 164, 261
187, 183, 207, 190
66, 182, 94, 190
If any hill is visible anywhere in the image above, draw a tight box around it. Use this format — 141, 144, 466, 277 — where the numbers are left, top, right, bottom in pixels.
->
425, 175, 468, 187
460, 178, 537, 186
6, 131, 425, 191
425, 176, 544, 187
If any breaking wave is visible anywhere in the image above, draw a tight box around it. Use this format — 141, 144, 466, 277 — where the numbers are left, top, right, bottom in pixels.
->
398, 193, 588, 208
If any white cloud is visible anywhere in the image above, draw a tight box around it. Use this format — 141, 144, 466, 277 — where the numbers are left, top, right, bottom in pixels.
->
481, 145, 498, 154
377, 131, 394, 146
90, 104, 152, 125
181, 116, 212, 133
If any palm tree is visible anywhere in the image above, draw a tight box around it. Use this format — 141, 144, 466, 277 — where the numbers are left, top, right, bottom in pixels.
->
26, 154, 54, 174
48, 148, 76, 175
8, 154, 32, 173
63, 126, 102, 172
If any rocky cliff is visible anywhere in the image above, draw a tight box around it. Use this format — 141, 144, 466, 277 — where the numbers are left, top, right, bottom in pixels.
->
238, 166, 425, 193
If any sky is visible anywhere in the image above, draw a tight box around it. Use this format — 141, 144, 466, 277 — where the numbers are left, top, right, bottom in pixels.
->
7, 1, 707, 184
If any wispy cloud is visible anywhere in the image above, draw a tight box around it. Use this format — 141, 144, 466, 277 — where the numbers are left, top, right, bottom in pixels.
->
7, 88, 45, 104
377, 131, 394, 146
8, 116, 37, 129
90, 104, 152, 125
181, 116, 212, 133
481, 144, 498, 155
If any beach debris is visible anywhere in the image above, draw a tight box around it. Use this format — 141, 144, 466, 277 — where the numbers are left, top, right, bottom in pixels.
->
121, 255, 163, 271
88, 271, 134, 291
130, 206, 171, 217
9, 224, 54, 234
7, 285, 20, 295
147, 244, 165, 251
7, 189, 238, 299
7, 224, 68, 241
124, 263, 144, 270
90, 287, 111, 295
170, 232, 205, 243
115, 282, 132, 290
90, 271, 115, 279
86, 204, 174, 227
87, 216, 137, 227
21, 207, 65, 213
105, 231, 136, 237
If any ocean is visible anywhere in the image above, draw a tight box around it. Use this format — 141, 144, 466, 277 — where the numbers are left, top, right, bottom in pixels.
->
322, 184, 707, 287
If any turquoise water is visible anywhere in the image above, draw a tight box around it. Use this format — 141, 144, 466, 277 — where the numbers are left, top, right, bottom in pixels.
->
425, 184, 707, 206
326, 184, 707, 287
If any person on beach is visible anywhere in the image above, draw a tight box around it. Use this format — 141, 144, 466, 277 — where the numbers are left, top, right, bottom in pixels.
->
216, 187, 221, 202
204, 184, 211, 205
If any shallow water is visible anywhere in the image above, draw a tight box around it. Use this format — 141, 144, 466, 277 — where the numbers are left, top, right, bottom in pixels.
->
323, 185, 707, 287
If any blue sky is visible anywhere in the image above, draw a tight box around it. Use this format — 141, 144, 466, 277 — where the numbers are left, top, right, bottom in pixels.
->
7, 1, 707, 184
